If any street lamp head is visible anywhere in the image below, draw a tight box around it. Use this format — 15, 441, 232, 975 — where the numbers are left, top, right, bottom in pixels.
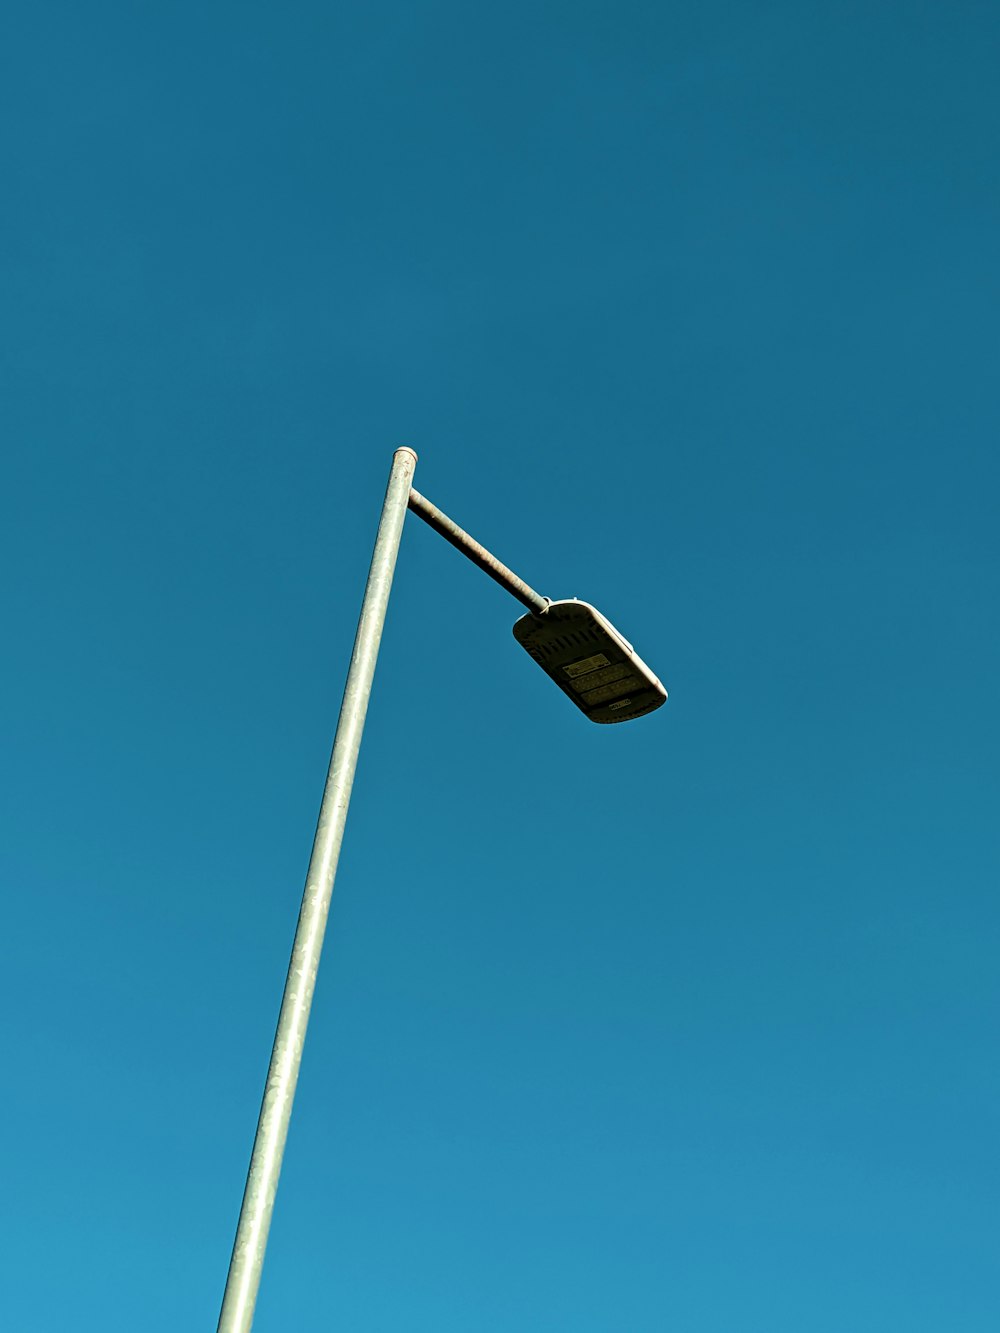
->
512, 599, 667, 724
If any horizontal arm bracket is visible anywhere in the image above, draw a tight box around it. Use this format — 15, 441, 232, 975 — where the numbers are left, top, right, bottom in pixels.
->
407, 488, 550, 615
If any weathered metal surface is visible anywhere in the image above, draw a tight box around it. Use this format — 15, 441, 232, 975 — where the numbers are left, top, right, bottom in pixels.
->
407, 486, 550, 614
217, 446, 418, 1333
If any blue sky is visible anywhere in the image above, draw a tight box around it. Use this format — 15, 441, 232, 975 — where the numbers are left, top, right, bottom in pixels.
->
3, 2, 999, 1329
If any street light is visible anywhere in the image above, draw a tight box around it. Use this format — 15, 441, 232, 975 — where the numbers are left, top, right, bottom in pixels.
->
217, 448, 667, 1332
405, 485, 666, 724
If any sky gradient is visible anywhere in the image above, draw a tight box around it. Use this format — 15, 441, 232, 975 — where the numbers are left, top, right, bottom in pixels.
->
3, 2, 999, 1329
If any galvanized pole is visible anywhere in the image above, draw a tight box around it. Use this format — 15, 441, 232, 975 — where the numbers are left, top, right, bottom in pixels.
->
217, 446, 418, 1333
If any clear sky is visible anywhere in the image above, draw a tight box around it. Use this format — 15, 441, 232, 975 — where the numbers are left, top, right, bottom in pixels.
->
3, 2, 998, 1329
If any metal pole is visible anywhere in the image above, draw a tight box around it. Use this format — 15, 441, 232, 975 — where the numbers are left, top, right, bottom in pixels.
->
407, 487, 549, 614
217, 447, 418, 1333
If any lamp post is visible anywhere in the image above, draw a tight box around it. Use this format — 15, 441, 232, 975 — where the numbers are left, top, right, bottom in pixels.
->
217, 448, 666, 1332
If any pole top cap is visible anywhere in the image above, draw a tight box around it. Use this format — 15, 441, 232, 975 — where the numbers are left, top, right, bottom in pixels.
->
394, 446, 419, 464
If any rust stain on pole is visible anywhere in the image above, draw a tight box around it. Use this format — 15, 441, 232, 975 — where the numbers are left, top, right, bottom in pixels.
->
407, 487, 549, 614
